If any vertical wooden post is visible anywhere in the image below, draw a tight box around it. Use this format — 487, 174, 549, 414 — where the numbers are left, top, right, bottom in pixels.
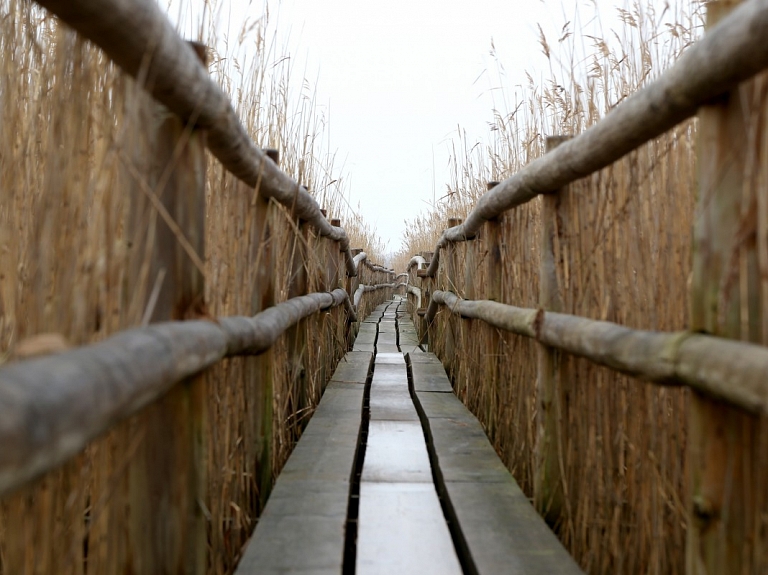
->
484, 184, 502, 436
534, 137, 569, 526
287, 220, 310, 416
330, 218, 342, 291
688, 2, 768, 573
125, 41, 208, 575
252, 195, 276, 508
441, 219, 462, 375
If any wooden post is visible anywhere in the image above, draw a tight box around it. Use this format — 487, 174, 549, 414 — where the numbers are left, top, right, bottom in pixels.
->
534, 138, 569, 526
124, 41, 208, 574
688, 2, 768, 573
441, 219, 462, 375
483, 186, 502, 435
251, 194, 276, 509
287, 220, 310, 417
330, 218, 342, 290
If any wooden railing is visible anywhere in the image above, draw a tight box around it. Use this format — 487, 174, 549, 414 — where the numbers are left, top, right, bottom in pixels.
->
0, 1, 394, 573
401, 1, 768, 573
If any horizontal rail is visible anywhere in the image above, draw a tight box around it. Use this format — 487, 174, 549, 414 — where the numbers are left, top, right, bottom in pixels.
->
353, 283, 396, 308
0, 289, 351, 497
408, 255, 426, 270
425, 0, 768, 277
353, 252, 393, 274
34, 0, 358, 277
428, 290, 768, 415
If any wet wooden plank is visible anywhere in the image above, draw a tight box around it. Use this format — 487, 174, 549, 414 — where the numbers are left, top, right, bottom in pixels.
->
357, 482, 462, 575
375, 352, 405, 364
369, 390, 419, 421
362, 421, 432, 483
377, 344, 400, 354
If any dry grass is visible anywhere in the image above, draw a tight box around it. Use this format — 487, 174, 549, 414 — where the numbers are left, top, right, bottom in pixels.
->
0, 1, 389, 573
402, 1, 706, 573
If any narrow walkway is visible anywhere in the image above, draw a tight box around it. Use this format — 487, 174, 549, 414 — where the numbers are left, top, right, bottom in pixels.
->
355, 300, 461, 574
236, 297, 582, 574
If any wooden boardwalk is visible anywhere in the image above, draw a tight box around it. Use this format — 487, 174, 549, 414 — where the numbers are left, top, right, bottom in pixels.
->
236, 297, 582, 575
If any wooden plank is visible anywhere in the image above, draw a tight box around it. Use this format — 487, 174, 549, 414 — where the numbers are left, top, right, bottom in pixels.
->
374, 352, 404, 364
236, 355, 364, 574
443, 481, 583, 575
409, 350, 583, 574
420, 417, 511, 484
361, 421, 432, 483
376, 344, 400, 354
369, 390, 419, 421
329, 351, 372, 384
356, 482, 462, 575
409, 362, 453, 393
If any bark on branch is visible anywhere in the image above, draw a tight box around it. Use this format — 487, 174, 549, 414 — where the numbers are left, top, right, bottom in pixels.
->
428, 290, 768, 415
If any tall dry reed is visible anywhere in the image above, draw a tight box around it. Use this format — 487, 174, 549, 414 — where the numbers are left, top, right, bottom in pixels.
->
401, 1, 702, 572
0, 1, 388, 573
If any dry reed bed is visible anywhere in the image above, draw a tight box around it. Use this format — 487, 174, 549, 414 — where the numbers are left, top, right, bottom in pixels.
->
0, 2, 389, 573
398, 1, 723, 572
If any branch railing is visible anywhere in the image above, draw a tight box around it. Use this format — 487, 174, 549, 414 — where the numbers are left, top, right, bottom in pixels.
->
0, 1, 395, 572
404, 1, 768, 572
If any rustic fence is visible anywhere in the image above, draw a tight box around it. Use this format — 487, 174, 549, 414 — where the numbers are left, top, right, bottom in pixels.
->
0, 1, 393, 574
403, 1, 768, 573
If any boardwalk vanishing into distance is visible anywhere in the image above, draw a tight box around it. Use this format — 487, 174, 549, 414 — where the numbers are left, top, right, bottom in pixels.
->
236, 297, 581, 574
3, 0, 768, 574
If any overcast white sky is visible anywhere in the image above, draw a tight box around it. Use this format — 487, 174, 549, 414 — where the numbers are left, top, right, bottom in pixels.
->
166, 0, 668, 253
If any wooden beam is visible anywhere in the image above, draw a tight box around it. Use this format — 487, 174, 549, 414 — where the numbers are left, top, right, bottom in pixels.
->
534, 137, 569, 526
426, 290, 768, 415
687, 2, 768, 572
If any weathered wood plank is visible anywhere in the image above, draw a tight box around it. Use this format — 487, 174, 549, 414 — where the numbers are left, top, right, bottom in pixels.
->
410, 349, 583, 573
443, 481, 583, 575
356, 482, 462, 575
328, 351, 373, 384
362, 421, 432, 483
236, 358, 364, 574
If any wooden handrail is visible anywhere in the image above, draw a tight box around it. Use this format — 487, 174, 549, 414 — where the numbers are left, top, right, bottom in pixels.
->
353, 251, 393, 274
0, 288, 352, 497
34, 0, 359, 277
424, 0, 768, 277
352, 282, 397, 308
426, 290, 768, 415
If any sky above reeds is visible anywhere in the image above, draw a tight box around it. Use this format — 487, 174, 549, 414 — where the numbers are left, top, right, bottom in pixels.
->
168, 0, 661, 253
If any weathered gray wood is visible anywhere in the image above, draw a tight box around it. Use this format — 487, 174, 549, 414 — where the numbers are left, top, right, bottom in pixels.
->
34, 0, 359, 276
328, 351, 372, 384
356, 482, 462, 575
125, 45, 208, 572
443, 481, 584, 575
0, 289, 352, 497
428, 290, 768, 414
236, 384, 362, 574
535, 135, 569, 525
362, 421, 432, 483
369, 391, 420, 421
411, 350, 583, 574
423, 0, 768, 276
